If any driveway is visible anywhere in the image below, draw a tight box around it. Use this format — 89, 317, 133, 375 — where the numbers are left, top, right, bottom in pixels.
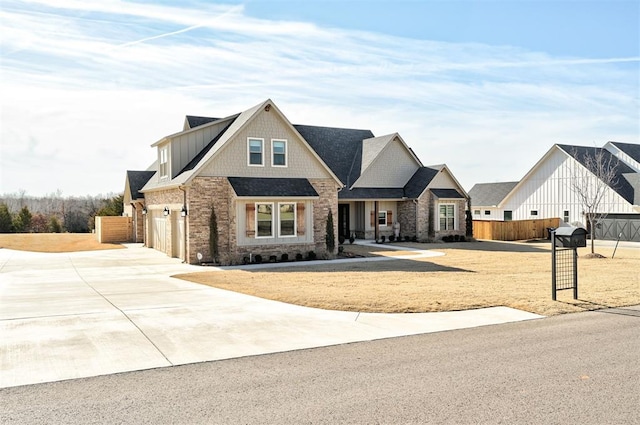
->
0, 244, 541, 388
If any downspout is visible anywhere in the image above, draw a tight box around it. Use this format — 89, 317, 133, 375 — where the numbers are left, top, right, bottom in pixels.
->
179, 185, 188, 263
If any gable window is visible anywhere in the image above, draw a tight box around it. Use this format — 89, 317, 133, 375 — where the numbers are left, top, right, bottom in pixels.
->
439, 204, 456, 230
256, 203, 273, 237
159, 147, 169, 179
279, 203, 296, 237
248, 138, 264, 166
272, 140, 287, 167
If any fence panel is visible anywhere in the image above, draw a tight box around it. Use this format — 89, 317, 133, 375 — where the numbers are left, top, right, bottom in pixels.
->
95, 216, 133, 243
473, 218, 560, 241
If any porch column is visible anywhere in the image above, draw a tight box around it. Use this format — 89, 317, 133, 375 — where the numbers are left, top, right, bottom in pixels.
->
374, 200, 379, 241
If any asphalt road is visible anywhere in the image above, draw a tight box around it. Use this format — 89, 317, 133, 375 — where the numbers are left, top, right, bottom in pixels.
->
2, 306, 639, 425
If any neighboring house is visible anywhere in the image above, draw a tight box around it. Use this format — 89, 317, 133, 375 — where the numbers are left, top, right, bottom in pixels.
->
468, 142, 640, 241
124, 99, 469, 264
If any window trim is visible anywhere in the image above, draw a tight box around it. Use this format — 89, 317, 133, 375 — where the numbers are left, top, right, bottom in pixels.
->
473, 209, 480, 215
278, 202, 296, 238
159, 146, 169, 179
438, 203, 456, 231
255, 202, 273, 238
271, 139, 287, 167
378, 211, 387, 226
248, 138, 264, 167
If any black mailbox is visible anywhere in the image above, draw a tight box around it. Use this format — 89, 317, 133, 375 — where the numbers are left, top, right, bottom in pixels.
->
554, 226, 587, 248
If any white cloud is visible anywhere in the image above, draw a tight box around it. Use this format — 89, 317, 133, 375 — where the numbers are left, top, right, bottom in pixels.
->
1, 0, 638, 196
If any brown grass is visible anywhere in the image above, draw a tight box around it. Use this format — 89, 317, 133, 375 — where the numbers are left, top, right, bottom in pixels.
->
175, 241, 640, 316
0, 233, 124, 252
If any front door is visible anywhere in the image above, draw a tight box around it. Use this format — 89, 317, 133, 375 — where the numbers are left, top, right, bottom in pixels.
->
338, 204, 350, 240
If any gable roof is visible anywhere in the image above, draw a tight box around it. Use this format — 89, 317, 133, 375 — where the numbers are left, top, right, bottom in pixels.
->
125, 170, 155, 201
228, 177, 319, 198
176, 116, 238, 176
468, 181, 519, 207
431, 189, 465, 199
293, 124, 374, 188
404, 167, 440, 198
609, 141, 640, 164
557, 144, 637, 204
360, 134, 396, 173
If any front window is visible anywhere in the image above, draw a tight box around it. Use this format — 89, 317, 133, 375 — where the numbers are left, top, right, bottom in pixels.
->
279, 203, 296, 237
504, 210, 512, 221
256, 203, 273, 237
531, 210, 538, 216
248, 138, 264, 166
439, 204, 455, 230
272, 140, 287, 167
473, 209, 480, 215
378, 211, 387, 226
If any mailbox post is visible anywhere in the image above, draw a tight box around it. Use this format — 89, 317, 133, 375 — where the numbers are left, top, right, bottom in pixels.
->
551, 226, 587, 300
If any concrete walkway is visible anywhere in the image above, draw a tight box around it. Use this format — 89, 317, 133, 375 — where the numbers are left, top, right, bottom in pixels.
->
0, 244, 542, 389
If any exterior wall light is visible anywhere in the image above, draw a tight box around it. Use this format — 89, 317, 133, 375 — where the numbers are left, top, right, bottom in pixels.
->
142, 207, 147, 215
163, 207, 170, 216
181, 206, 187, 217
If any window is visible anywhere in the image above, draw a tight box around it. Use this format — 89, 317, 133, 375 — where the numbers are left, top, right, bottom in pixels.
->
484, 210, 491, 215
256, 203, 273, 237
473, 210, 480, 215
279, 203, 296, 237
504, 211, 513, 221
272, 140, 287, 167
159, 147, 169, 179
531, 210, 538, 216
439, 204, 455, 230
378, 211, 387, 226
248, 138, 264, 166
563, 210, 570, 223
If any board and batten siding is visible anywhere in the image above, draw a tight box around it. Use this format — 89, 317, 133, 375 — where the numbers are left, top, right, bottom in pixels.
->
353, 138, 419, 188
501, 148, 635, 225
169, 119, 232, 179
199, 110, 330, 179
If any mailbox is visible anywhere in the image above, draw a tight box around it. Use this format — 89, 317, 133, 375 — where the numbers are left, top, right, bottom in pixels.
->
554, 226, 587, 248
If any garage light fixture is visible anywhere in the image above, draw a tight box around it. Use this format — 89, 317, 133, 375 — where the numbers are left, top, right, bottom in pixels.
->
163, 206, 170, 216
181, 205, 187, 217
142, 207, 147, 215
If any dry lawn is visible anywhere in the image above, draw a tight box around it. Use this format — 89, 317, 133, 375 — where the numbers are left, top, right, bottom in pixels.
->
0, 233, 124, 252
176, 241, 640, 316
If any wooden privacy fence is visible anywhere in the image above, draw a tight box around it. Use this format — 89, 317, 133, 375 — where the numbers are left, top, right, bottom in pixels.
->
95, 216, 133, 243
473, 218, 560, 241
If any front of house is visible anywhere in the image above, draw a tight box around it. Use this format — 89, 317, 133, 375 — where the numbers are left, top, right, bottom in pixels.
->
124, 99, 469, 264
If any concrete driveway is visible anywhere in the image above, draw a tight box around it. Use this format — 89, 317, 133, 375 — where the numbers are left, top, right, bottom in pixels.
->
0, 244, 541, 388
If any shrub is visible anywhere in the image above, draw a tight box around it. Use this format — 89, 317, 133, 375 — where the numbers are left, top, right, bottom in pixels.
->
389, 235, 395, 242
411, 235, 418, 242
325, 209, 335, 252
254, 254, 262, 264
242, 256, 249, 265
269, 255, 277, 263
349, 234, 355, 244
338, 246, 344, 253
338, 235, 345, 245
381, 235, 386, 243
460, 235, 466, 242
404, 236, 410, 242
281, 253, 289, 262
307, 251, 317, 260
295, 253, 303, 261
454, 234, 460, 242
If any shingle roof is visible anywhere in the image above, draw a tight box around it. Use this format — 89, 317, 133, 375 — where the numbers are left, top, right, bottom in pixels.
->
339, 187, 406, 200
293, 124, 374, 187
228, 177, 319, 197
468, 182, 519, 207
431, 188, 465, 199
557, 144, 637, 204
186, 116, 219, 128
404, 167, 440, 198
610, 141, 640, 164
622, 173, 640, 205
126, 170, 155, 200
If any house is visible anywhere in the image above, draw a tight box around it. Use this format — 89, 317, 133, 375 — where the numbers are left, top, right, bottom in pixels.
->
124, 99, 469, 265
468, 142, 640, 241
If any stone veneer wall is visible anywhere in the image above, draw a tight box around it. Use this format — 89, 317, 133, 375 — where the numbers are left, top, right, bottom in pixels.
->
187, 177, 234, 265
309, 178, 339, 256
397, 200, 416, 239
134, 203, 144, 242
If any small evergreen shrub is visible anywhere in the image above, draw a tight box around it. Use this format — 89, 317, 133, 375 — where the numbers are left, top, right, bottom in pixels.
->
404, 236, 410, 242
269, 255, 277, 263
307, 251, 317, 260
381, 235, 386, 243
349, 234, 355, 244
254, 254, 262, 264
389, 235, 395, 242
281, 253, 289, 262
295, 253, 303, 261
411, 235, 418, 242
339, 235, 345, 245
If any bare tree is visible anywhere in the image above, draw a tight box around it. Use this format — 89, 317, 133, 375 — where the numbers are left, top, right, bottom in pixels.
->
569, 147, 619, 254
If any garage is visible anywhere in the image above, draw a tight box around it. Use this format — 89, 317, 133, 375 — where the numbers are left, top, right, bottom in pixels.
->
594, 214, 640, 242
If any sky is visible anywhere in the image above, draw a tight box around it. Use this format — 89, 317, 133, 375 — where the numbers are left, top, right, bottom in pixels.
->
1, 0, 639, 197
